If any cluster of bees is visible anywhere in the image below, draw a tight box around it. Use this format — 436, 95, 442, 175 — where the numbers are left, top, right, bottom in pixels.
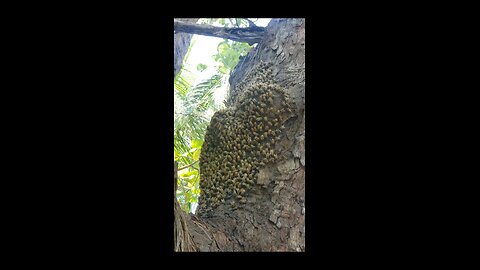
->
198, 62, 294, 214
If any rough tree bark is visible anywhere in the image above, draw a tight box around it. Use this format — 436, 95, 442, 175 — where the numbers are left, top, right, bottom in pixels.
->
174, 18, 305, 252
174, 19, 265, 45
174, 18, 198, 78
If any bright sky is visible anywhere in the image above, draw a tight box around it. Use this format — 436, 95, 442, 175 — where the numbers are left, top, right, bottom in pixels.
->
183, 19, 272, 107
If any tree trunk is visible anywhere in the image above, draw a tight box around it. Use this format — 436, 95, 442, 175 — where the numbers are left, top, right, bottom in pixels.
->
174, 18, 198, 78
174, 18, 305, 252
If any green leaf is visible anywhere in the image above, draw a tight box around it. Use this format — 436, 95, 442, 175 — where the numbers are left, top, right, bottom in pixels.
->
192, 148, 201, 161
191, 139, 203, 149
179, 170, 196, 177
218, 66, 228, 74
196, 63, 207, 72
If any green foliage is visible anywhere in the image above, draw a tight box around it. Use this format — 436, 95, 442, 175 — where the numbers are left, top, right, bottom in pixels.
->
196, 63, 207, 72
213, 40, 253, 74
229, 18, 248, 27
174, 18, 255, 213
175, 72, 221, 213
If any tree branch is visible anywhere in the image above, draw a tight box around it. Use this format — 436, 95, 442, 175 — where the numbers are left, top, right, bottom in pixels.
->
174, 161, 178, 196
174, 20, 265, 45
243, 18, 259, 28
178, 160, 198, 171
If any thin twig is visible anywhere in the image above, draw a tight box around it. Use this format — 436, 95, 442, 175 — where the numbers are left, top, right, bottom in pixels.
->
243, 18, 259, 28
178, 160, 199, 171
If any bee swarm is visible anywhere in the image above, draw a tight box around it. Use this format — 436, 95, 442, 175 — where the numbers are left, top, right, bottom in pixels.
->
198, 62, 294, 215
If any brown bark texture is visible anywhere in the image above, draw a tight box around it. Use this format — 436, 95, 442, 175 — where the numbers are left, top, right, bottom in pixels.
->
174, 18, 198, 79
174, 18, 305, 252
